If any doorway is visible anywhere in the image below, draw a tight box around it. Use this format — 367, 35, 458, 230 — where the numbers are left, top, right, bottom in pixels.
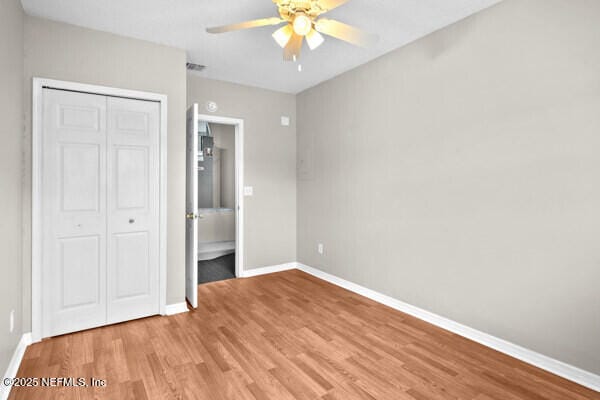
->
185, 105, 244, 308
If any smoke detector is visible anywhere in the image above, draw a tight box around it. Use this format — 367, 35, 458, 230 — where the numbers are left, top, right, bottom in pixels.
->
186, 62, 206, 72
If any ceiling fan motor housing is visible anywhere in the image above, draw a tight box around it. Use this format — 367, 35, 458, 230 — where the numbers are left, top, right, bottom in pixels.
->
275, 0, 326, 21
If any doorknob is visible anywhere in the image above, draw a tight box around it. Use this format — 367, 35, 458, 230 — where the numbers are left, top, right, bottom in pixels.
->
186, 213, 198, 220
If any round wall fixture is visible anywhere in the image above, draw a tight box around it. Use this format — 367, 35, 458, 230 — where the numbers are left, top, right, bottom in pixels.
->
206, 101, 218, 113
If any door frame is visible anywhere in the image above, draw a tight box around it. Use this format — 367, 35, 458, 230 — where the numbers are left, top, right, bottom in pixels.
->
31, 78, 168, 342
195, 113, 245, 279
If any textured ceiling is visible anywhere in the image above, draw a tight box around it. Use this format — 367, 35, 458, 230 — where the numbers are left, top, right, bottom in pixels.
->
21, 0, 501, 93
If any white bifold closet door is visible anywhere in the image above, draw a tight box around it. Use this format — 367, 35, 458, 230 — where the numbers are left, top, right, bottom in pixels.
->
42, 88, 160, 338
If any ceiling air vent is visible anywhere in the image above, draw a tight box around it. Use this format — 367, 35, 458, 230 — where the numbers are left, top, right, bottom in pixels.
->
186, 62, 206, 72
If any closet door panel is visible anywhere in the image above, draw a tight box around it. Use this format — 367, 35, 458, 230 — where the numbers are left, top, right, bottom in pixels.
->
61, 144, 100, 211
115, 146, 148, 210
42, 89, 108, 337
107, 97, 160, 324
114, 232, 150, 299
60, 236, 101, 308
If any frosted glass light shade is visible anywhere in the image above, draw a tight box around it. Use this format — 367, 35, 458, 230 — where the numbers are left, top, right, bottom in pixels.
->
272, 24, 293, 48
306, 29, 325, 50
293, 14, 312, 36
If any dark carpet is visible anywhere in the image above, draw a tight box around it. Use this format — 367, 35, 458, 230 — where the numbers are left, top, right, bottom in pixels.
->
198, 253, 235, 284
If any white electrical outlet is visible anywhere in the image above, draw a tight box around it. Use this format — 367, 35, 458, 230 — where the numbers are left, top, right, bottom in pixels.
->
9, 310, 14, 333
244, 186, 254, 196
318, 243, 324, 255
281, 116, 290, 126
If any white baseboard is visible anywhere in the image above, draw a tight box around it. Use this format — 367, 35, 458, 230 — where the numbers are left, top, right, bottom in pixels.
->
241, 262, 297, 278
1, 332, 32, 400
165, 302, 189, 316
296, 263, 600, 393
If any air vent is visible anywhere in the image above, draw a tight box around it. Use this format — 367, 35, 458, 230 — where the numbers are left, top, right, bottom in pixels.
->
186, 62, 206, 72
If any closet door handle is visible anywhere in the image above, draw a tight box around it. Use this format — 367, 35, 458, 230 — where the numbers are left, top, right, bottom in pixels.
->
129, 218, 135, 224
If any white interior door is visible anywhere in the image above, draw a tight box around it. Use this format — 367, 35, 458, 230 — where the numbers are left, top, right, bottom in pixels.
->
42, 89, 108, 337
106, 97, 160, 323
185, 104, 199, 308
41, 88, 160, 338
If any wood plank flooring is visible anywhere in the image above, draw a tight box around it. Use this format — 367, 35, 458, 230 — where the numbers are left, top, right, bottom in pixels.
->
10, 269, 600, 400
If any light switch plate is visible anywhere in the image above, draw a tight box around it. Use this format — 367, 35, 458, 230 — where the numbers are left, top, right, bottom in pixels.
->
281, 116, 290, 126
244, 186, 254, 196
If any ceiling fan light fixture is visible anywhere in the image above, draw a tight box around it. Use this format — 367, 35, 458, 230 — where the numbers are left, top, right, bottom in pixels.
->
306, 29, 325, 50
206, 0, 377, 62
292, 13, 312, 36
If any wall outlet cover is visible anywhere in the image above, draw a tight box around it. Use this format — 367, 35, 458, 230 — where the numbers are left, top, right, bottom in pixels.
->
281, 116, 290, 126
244, 186, 254, 196
318, 243, 324, 255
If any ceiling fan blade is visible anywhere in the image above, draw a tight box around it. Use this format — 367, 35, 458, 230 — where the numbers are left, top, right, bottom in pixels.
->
317, 0, 351, 12
315, 18, 378, 47
283, 33, 303, 61
206, 17, 284, 34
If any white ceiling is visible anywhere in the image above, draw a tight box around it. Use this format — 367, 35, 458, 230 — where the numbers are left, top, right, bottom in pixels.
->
21, 0, 501, 93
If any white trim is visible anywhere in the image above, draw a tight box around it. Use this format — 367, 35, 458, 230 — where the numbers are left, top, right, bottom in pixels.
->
240, 262, 297, 278
31, 80, 42, 343
158, 89, 168, 317
1, 333, 32, 400
31, 78, 169, 341
296, 263, 600, 393
165, 303, 189, 316
196, 113, 245, 278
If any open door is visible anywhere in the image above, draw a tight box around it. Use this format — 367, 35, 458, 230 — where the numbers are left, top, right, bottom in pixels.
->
185, 104, 199, 308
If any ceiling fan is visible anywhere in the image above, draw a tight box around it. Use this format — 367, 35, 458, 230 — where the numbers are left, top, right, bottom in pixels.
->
206, 0, 378, 61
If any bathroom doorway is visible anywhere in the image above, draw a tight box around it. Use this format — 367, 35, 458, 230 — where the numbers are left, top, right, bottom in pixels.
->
197, 121, 236, 283
185, 105, 244, 308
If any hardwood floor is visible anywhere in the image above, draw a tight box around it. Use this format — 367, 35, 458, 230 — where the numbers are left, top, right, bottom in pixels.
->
10, 269, 600, 400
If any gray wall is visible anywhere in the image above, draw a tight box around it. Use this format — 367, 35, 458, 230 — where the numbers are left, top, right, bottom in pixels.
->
297, 0, 600, 374
22, 16, 188, 331
188, 75, 297, 269
0, 0, 24, 377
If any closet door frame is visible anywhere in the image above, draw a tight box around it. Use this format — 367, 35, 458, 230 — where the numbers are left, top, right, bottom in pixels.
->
31, 78, 168, 342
